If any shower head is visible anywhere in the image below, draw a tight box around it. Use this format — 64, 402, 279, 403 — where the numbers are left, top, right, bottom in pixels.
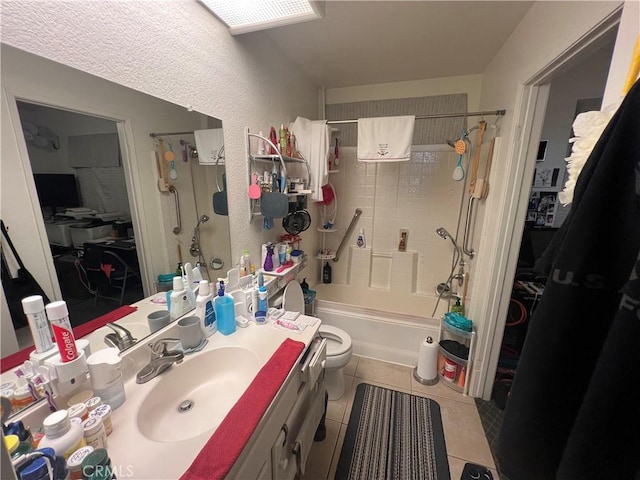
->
436, 227, 463, 258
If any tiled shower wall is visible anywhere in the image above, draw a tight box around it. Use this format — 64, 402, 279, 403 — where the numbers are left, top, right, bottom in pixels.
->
319, 146, 466, 298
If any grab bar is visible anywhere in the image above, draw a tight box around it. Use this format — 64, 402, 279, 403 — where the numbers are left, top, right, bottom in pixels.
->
168, 185, 181, 234
462, 197, 476, 258
333, 208, 362, 262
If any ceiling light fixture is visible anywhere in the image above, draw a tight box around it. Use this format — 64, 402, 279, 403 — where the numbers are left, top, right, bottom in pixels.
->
199, 0, 322, 35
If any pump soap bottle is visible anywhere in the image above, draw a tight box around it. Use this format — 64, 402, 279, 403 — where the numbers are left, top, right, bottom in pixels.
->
322, 262, 332, 284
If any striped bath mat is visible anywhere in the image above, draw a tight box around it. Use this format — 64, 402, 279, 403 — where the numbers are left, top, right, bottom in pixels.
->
336, 383, 451, 480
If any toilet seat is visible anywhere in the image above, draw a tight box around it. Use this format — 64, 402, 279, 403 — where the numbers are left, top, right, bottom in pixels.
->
319, 325, 352, 357
282, 281, 305, 313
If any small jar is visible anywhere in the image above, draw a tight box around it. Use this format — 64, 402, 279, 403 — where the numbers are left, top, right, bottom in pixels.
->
38, 409, 86, 459
67, 446, 95, 480
89, 404, 112, 436
1, 388, 15, 415
82, 416, 108, 450
85, 397, 103, 412
12, 385, 34, 410
81, 448, 114, 480
68, 403, 89, 422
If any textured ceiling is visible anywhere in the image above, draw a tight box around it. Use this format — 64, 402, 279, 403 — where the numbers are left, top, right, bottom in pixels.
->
256, 1, 534, 88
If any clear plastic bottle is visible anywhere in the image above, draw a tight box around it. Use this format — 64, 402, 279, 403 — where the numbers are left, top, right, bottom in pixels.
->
45, 301, 78, 363
21, 295, 53, 353
170, 276, 193, 320
255, 286, 268, 325
38, 409, 86, 459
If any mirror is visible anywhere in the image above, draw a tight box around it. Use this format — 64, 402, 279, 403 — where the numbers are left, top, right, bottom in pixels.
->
1, 46, 232, 417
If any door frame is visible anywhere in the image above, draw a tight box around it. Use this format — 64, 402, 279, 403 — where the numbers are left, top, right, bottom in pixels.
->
475, 8, 623, 399
4, 89, 154, 300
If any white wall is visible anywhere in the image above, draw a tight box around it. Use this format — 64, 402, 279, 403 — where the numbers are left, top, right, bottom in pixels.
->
0, 1, 318, 297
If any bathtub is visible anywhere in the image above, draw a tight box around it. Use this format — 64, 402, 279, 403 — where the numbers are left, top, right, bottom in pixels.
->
312, 283, 447, 366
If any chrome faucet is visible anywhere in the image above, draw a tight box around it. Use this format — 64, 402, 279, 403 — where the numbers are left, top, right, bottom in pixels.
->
135, 338, 184, 384
103, 322, 137, 351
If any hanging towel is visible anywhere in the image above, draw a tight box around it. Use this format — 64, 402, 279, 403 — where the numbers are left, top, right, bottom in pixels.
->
289, 117, 330, 202
194, 129, 224, 165
357, 115, 415, 162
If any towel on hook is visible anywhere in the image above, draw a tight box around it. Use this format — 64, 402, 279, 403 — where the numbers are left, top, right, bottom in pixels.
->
194, 129, 224, 165
289, 117, 330, 202
357, 115, 415, 162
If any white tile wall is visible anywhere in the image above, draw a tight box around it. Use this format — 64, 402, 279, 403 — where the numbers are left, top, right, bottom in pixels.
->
330, 146, 466, 298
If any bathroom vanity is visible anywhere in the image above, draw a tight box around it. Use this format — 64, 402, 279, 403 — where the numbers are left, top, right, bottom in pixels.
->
8, 303, 326, 480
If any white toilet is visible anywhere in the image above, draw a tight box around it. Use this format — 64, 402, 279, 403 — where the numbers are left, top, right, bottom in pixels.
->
283, 281, 353, 400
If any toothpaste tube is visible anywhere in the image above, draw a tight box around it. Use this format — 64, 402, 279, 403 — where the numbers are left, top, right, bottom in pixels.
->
275, 319, 300, 331
45, 301, 78, 363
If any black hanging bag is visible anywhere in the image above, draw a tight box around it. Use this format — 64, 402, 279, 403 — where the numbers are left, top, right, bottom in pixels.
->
1, 220, 51, 329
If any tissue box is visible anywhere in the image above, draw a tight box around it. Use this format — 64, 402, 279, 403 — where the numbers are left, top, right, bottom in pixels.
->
70, 224, 112, 248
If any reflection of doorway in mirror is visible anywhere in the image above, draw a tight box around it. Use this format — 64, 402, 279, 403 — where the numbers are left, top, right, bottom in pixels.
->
15, 101, 144, 348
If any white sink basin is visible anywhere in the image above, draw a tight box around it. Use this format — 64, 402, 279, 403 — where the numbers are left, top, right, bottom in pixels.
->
136, 346, 260, 443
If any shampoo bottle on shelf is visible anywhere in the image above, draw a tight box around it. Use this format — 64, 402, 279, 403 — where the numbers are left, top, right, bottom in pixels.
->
195, 280, 216, 337
322, 262, 332, 284
356, 228, 366, 248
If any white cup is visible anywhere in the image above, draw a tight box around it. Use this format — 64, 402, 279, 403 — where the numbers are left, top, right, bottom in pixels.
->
147, 310, 171, 333
178, 316, 203, 349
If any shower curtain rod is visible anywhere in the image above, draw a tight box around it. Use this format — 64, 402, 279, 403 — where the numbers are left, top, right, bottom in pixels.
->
326, 109, 506, 125
149, 131, 193, 138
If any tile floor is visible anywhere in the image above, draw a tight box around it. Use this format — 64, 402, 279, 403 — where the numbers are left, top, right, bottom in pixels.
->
302, 355, 499, 480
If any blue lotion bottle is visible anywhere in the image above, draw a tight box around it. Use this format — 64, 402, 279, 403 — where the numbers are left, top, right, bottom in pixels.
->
215, 281, 236, 335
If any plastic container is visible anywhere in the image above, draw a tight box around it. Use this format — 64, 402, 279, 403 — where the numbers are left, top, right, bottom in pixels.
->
87, 348, 125, 410
45, 300, 78, 363
12, 385, 35, 411
194, 280, 216, 337
215, 294, 236, 335
21, 295, 54, 354
84, 397, 103, 412
82, 416, 108, 450
68, 403, 89, 422
89, 405, 113, 436
81, 448, 114, 480
38, 410, 86, 459
17, 447, 66, 480
67, 446, 95, 480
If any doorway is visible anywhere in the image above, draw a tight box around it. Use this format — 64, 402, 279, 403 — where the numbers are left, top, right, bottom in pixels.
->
14, 101, 144, 346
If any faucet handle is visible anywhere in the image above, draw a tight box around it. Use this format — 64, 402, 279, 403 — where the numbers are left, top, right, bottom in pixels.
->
149, 338, 181, 356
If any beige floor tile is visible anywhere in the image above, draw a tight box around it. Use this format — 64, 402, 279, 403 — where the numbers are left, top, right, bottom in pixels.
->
439, 396, 496, 469
327, 423, 346, 480
343, 355, 359, 376
326, 375, 354, 423
411, 375, 475, 405
354, 356, 412, 390
302, 419, 341, 480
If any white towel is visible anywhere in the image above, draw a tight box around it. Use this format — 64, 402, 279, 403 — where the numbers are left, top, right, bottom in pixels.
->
289, 117, 330, 202
194, 129, 224, 165
357, 115, 415, 162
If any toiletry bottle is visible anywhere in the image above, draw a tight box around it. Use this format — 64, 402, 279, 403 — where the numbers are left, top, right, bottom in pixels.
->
279, 124, 287, 153
39, 410, 86, 459
182, 263, 197, 308
264, 244, 275, 272
269, 127, 278, 155
195, 280, 217, 337
300, 278, 309, 292
21, 295, 54, 354
45, 301, 78, 363
322, 262, 332, 284
170, 276, 193, 320
356, 228, 366, 248
239, 255, 247, 277
215, 283, 236, 336
258, 131, 267, 155
451, 297, 465, 316
255, 286, 268, 325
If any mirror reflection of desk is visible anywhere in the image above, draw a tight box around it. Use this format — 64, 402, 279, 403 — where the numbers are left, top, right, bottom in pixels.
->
83, 238, 139, 273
